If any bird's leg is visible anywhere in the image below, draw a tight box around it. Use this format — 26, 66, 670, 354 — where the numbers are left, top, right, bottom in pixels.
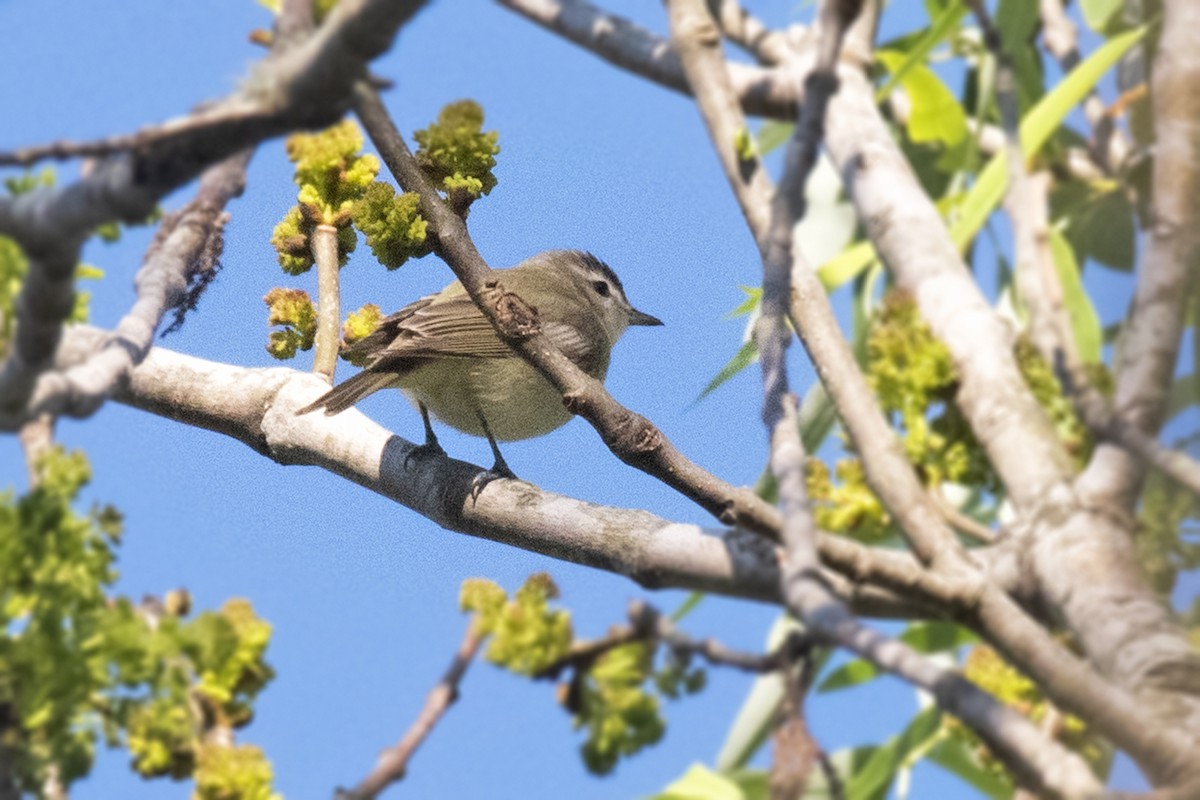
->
404, 402, 447, 469
471, 412, 517, 498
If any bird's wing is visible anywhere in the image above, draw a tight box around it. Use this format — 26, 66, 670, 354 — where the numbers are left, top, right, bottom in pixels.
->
351, 292, 516, 372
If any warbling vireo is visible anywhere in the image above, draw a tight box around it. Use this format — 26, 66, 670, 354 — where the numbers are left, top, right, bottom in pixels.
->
299, 250, 662, 477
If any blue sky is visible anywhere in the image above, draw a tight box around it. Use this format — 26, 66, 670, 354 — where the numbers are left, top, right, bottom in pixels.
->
0, 0, 1187, 797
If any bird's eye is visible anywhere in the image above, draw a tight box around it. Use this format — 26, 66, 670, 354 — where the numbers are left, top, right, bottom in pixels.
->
593, 280, 611, 298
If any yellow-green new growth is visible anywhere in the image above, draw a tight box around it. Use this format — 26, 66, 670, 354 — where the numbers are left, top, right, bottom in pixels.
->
263, 288, 317, 359
194, 742, 280, 800
353, 182, 430, 269
341, 303, 383, 367
575, 642, 664, 775
460, 573, 572, 676
270, 120, 377, 274
415, 100, 500, 209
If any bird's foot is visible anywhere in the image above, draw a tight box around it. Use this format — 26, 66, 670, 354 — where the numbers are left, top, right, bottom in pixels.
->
470, 461, 518, 501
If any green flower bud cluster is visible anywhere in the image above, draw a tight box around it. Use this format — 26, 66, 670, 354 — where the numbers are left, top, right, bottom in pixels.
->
0, 449, 277, 797
263, 287, 316, 359
340, 303, 383, 367
270, 120, 379, 275
460, 574, 706, 776
1013, 337, 1108, 466
414, 100, 500, 212
193, 741, 279, 800
353, 182, 430, 270
948, 644, 1109, 781
573, 642, 665, 775
266, 104, 500, 357
460, 573, 571, 676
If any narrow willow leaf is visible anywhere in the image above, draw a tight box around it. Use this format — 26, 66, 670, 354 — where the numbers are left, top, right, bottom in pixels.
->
1167, 374, 1199, 421
819, 25, 1148, 288
1048, 230, 1104, 364
757, 120, 795, 156
817, 658, 881, 692
875, 3, 968, 102
952, 26, 1148, 252
845, 707, 943, 800
649, 763, 744, 800
927, 736, 1014, 798
876, 52, 968, 147
697, 339, 759, 401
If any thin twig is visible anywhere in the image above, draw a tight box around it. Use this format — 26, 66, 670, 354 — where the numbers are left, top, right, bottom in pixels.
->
338, 623, 485, 799
312, 224, 341, 382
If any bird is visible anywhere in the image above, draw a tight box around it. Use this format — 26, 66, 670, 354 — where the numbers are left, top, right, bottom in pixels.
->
298, 250, 662, 480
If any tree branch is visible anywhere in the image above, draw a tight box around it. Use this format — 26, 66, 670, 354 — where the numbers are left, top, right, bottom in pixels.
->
311, 223, 341, 382
352, 83, 785, 542
338, 622, 485, 799
53, 325, 966, 619
12, 150, 252, 426
1077, 0, 1200, 511
667, 1, 1103, 793
0, 0, 429, 420
497, 0, 802, 119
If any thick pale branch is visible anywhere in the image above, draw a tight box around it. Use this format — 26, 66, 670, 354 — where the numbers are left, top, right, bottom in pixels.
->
15, 151, 252, 425
55, 325, 961, 618
497, 0, 801, 118
1078, 0, 1200, 511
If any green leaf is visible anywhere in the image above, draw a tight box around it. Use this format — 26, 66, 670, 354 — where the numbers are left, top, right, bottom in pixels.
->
819, 623, 975, 693
876, 52, 967, 147
829, 25, 1148, 289
798, 382, 838, 453
1080, 0, 1124, 33
651, 763, 745, 800
1054, 181, 1136, 271
697, 339, 758, 401
844, 706, 942, 800
874, 3, 968, 102
952, 26, 1148, 253
756, 121, 794, 156
927, 736, 1014, 798
727, 286, 762, 318
900, 621, 978, 653
670, 592, 705, 623
1166, 374, 1199, 421
1048, 229, 1103, 364
817, 658, 880, 693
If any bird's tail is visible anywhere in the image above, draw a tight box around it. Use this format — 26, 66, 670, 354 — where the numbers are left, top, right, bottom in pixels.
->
297, 371, 397, 416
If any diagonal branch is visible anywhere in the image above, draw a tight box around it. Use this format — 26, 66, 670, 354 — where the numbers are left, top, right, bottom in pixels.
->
667, 0, 1102, 794
352, 83, 783, 541
497, 0, 801, 119
0, 0, 429, 422
1077, 0, 1200, 512
15, 150, 252, 425
338, 622, 485, 799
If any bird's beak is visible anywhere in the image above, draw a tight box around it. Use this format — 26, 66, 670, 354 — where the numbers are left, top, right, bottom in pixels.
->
628, 307, 664, 327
